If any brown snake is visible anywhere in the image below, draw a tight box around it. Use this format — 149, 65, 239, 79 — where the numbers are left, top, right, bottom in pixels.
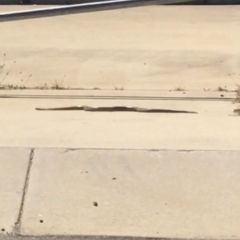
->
36, 106, 197, 114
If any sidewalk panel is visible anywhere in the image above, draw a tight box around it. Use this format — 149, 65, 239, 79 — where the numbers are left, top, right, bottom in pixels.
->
21, 149, 240, 238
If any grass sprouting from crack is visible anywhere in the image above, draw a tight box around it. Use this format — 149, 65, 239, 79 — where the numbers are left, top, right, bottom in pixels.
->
0, 84, 27, 90
234, 86, 240, 103
50, 80, 67, 90
233, 85, 240, 115
216, 86, 228, 92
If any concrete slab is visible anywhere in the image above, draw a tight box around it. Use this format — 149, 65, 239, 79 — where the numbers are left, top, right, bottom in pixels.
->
0, 148, 30, 234
1, 6, 240, 91
0, 93, 240, 149
21, 149, 240, 238
0, 91, 239, 150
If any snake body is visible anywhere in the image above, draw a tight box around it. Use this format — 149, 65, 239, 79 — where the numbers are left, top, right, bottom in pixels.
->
36, 106, 197, 114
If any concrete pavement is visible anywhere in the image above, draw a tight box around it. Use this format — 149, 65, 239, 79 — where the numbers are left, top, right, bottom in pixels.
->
1, 6, 240, 91
0, 90, 239, 238
0, 90, 239, 150
1, 4, 240, 239
21, 149, 240, 238
0, 147, 240, 238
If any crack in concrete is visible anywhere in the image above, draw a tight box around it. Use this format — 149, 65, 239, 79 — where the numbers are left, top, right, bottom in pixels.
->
13, 149, 35, 235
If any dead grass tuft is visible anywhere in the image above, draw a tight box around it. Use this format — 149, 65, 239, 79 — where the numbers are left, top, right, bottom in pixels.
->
233, 85, 240, 115
50, 80, 67, 90
0, 84, 27, 90
235, 86, 240, 103
216, 86, 228, 92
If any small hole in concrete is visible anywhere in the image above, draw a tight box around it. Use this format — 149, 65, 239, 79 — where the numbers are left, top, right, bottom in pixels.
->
39, 220, 44, 223
112, 177, 116, 180
93, 201, 98, 207
1, 228, 5, 232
